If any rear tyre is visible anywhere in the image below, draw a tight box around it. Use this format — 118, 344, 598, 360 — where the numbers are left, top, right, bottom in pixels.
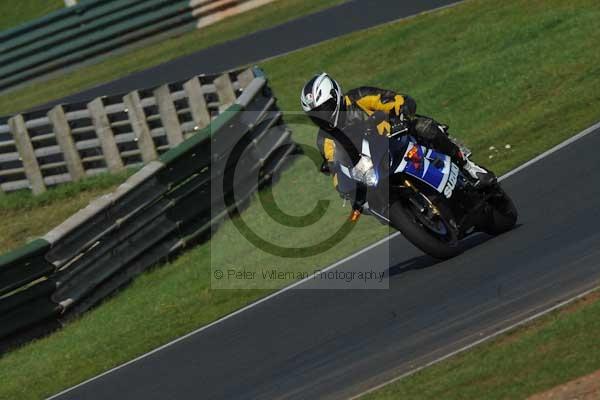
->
483, 186, 518, 235
389, 197, 462, 260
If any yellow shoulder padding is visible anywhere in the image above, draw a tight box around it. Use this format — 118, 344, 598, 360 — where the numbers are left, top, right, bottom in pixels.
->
356, 95, 382, 116
393, 95, 405, 115
356, 94, 406, 116
323, 138, 336, 161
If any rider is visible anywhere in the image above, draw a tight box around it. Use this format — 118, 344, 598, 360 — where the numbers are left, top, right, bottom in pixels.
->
300, 72, 495, 208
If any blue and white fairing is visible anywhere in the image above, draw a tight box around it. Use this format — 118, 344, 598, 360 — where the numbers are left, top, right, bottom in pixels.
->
337, 134, 461, 199
394, 141, 460, 199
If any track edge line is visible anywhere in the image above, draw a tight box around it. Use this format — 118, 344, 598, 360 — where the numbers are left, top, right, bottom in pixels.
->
348, 285, 600, 399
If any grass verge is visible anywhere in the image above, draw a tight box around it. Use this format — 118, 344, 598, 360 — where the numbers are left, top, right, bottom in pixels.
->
0, 0, 345, 251
0, 0, 600, 398
361, 290, 600, 400
0, 0, 346, 116
0, 0, 63, 31
0, 169, 133, 253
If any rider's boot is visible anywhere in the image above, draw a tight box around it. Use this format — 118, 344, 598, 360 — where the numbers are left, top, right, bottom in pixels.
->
462, 158, 497, 187
424, 121, 497, 188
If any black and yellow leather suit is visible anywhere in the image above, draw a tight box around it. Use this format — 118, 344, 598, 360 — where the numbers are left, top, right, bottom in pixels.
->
316, 86, 464, 193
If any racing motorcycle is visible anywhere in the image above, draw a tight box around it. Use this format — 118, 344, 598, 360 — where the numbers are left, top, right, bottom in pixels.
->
336, 120, 518, 260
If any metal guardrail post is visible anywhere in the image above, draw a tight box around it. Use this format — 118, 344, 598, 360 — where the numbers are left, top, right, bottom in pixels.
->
88, 97, 124, 172
124, 90, 158, 163
184, 77, 211, 130
8, 115, 46, 195
48, 105, 86, 182
154, 84, 184, 146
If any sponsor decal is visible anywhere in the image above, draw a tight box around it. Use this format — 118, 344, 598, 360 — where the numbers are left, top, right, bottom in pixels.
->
443, 163, 460, 198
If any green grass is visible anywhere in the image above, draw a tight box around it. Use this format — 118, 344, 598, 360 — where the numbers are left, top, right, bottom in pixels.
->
0, 170, 133, 253
1, 0, 600, 398
0, 0, 346, 116
362, 291, 600, 400
0, 0, 345, 253
0, 0, 63, 31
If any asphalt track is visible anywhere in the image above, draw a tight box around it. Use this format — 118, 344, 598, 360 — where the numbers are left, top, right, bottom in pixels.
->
45, 1, 600, 399
35, 0, 458, 110
49, 122, 600, 399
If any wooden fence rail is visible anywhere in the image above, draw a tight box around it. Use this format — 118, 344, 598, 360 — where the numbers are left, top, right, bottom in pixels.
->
0, 68, 253, 194
0, 70, 295, 352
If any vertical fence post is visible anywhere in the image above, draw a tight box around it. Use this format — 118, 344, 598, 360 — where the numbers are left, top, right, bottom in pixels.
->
237, 68, 255, 89
48, 105, 85, 182
88, 97, 124, 172
154, 85, 183, 147
214, 74, 237, 112
8, 115, 46, 195
123, 91, 158, 163
184, 77, 211, 131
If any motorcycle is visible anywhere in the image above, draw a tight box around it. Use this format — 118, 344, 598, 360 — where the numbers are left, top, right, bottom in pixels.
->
335, 122, 518, 260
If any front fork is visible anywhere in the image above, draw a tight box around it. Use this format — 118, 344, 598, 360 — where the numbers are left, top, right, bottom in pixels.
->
399, 178, 463, 238
351, 178, 434, 225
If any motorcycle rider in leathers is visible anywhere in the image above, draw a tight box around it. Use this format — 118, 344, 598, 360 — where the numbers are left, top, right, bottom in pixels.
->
300, 73, 495, 215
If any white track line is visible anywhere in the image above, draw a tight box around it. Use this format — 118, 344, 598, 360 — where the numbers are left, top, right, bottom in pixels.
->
349, 285, 600, 400
47, 117, 600, 399
36, 1, 600, 398
500, 120, 600, 181
46, 5, 474, 399
46, 234, 392, 399
347, 120, 600, 398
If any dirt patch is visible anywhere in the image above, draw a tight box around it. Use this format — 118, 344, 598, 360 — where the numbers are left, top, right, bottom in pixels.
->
528, 369, 600, 400
560, 291, 600, 314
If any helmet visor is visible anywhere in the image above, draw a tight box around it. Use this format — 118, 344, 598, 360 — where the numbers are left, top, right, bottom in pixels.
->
307, 98, 339, 130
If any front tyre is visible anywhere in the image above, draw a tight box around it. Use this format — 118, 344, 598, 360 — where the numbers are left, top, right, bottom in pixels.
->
389, 196, 462, 260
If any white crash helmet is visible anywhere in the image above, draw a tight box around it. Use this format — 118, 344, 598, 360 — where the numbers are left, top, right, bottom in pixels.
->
300, 73, 343, 130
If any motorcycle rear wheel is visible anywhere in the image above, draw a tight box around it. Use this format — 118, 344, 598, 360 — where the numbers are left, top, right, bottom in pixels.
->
483, 186, 518, 235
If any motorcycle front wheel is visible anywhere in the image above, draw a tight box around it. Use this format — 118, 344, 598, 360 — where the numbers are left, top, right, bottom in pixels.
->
389, 192, 462, 260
